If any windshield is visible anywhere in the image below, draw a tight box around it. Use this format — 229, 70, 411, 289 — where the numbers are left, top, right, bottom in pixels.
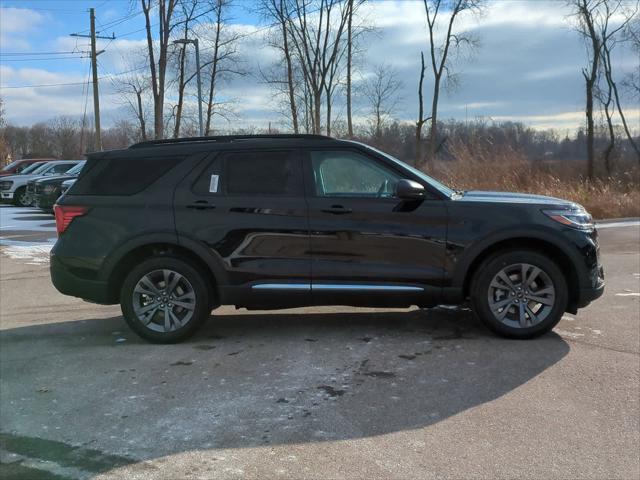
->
1, 160, 20, 172
353, 142, 456, 198
19, 162, 46, 175
65, 161, 86, 175
30, 162, 55, 175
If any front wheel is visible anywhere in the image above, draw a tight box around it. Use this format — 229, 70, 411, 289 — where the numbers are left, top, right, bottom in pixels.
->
470, 250, 568, 339
120, 256, 211, 343
13, 187, 31, 207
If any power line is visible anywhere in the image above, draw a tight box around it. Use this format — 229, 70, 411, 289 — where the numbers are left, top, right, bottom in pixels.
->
0, 81, 90, 89
0, 51, 86, 56
1, 56, 90, 62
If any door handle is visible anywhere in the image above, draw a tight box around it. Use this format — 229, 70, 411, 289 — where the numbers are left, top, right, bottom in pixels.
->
186, 200, 216, 210
322, 205, 352, 214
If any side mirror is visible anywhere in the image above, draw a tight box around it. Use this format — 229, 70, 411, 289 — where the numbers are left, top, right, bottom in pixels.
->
396, 179, 425, 200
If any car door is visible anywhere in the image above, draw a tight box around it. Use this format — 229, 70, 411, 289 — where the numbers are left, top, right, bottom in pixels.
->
174, 148, 311, 307
304, 147, 448, 306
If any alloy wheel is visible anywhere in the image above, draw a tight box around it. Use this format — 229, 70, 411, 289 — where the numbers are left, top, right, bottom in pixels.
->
132, 269, 196, 333
487, 263, 556, 329
18, 192, 31, 207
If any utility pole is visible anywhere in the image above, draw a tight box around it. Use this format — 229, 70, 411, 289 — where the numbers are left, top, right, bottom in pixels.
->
89, 8, 101, 151
71, 9, 114, 151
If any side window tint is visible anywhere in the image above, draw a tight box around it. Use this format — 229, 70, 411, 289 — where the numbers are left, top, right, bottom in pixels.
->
193, 156, 223, 195
72, 156, 181, 195
311, 150, 401, 197
224, 150, 302, 196
52, 164, 73, 173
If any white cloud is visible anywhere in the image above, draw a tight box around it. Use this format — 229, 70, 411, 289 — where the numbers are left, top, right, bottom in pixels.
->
0, 7, 46, 52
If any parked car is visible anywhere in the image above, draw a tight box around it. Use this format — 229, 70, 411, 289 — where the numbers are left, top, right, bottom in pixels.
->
0, 159, 55, 177
50, 135, 604, 343
0, 160, 82, 206
32, 161, 86, 212
59, 178, 76, 196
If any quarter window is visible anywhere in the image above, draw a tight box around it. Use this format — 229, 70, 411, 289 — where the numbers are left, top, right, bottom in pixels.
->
311, 150, 401, 197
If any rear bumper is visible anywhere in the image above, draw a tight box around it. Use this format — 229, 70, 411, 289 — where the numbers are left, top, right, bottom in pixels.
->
50, 254, 113, 304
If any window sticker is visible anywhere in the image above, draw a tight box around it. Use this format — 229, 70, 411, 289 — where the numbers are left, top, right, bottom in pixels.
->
209, 174, 219, 193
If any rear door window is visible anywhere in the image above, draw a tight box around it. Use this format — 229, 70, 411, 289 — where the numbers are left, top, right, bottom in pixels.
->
194, 150, 302, 197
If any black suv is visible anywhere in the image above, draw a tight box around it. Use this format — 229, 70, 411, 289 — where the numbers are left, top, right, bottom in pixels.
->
50, 135, 604, 343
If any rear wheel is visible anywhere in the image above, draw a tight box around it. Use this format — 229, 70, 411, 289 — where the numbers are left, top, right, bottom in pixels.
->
13, 187, 30, 207
470, 249, 568, 339
120, 256, 211, 343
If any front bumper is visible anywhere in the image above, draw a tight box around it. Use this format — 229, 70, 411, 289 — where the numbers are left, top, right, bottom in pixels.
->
576, 280, 605, 309
33, 192, 58, 210
1, 192, 14, 201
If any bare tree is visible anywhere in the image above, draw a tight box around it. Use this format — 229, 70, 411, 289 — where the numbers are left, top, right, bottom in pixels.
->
600, 1, 640, 163
346, 0, 355, 138
415, 51, 432, 165
287, 0, 350, 134
0, 97, 9, 165
422, 0, 482, 164
361, 64, 402, 141
261, 0, 300, 133
113, 61, 150, 141
142, 0, 179, 139
171, 0, 206, 138
573, 0, 604, 179
196, 0, 243, 135
621, 15, 640, 99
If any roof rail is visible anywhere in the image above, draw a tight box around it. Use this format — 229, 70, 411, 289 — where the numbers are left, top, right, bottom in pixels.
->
129, 134, 331, 149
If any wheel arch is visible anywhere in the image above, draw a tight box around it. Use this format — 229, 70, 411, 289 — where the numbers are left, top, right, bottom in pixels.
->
105, 238, 227, 305
461, 236, 580, 313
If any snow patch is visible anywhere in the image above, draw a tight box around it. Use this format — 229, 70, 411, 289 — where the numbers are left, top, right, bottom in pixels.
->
1, 244, 52, 265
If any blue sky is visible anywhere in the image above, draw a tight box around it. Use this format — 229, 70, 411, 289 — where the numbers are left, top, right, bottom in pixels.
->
1, 0, 638, 134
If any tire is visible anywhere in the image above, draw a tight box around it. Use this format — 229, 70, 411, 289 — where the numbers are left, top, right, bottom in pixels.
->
470, 249, 568, 339
13, 187, 31, 207
120, 256, 212, 343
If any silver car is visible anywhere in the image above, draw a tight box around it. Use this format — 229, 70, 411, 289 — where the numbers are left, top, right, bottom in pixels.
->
0, 160, 82, 206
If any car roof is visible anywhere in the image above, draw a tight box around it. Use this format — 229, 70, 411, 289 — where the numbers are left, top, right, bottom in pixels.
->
87, 135, 354, 160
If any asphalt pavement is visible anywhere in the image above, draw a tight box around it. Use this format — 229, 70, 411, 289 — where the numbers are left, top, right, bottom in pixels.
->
0, 205, 638, 480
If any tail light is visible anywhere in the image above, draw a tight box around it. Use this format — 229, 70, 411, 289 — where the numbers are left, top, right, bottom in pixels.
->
53, 205, 89, 235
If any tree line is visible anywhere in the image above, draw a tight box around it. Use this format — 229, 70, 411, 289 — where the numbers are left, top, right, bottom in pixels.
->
0, 0, 638, 179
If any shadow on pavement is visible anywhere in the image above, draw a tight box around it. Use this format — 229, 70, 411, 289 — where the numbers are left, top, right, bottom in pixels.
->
0, 307, 569, 477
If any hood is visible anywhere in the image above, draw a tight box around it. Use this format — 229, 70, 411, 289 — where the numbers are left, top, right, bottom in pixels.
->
1, 173, 55, 182
456, 190, 577, 208
35, 174, 76, 186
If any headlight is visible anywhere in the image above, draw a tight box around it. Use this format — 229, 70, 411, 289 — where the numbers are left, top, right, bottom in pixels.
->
43, 184, 58, 195
0, 181, 13, 190
543, 208, 593, 229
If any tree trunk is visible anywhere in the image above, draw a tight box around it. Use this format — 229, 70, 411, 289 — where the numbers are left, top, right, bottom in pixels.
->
205, 7, 223, 136
427, 74, 441, 163
136, 91, 147, 141
281, 3, 298, 134
585, 74, 596, 179
346, 0, 353, 138
174, 43, 187, 138
416, 51, 426, 166
326, 91, 332, 136
313, 91, 322, 135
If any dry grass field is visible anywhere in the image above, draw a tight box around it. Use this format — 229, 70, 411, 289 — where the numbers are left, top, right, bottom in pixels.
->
426, 144, 640, 219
